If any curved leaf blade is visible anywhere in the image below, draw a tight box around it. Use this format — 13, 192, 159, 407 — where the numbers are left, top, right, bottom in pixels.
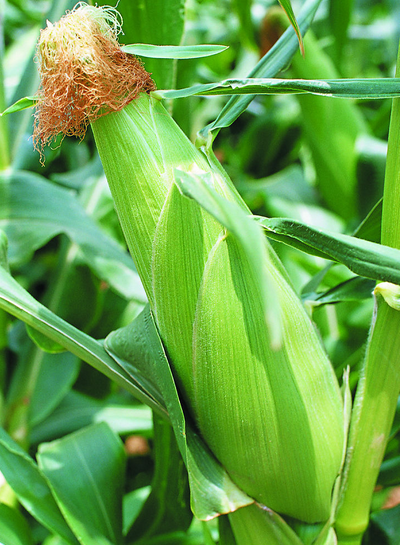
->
122, 43, 228, 59
0, 262, 167, 417
278, 0, 304, 55
0, 96, 37, 117
38, 423, 126, 545
105, 307, 254, 521
201, 0, 324, 139
0, 170, 146, 302
0, 427, 78, 545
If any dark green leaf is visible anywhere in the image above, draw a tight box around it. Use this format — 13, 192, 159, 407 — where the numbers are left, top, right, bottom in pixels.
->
378, 456, 400, 486
0, 503, 34, 545
304, 277, 376, 307
0, 427, 78, 544
105, 307, 253, 521
157, 77, 400, 100
353, 199, 382, 244
38, 423, 126, 545
122, 44, 228, 59
255, 216, 400, 285
126, 415, 192, 541
370, 504, 400, 545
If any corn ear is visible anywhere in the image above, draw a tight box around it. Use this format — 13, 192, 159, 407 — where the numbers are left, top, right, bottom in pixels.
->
36, 4, 345, 524
92, 94, 344, 523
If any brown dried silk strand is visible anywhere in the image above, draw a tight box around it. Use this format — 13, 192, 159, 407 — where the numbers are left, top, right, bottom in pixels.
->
33, 6, 155, 159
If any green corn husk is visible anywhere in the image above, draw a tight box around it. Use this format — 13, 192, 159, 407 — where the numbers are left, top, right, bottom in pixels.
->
36, 4, 345, 524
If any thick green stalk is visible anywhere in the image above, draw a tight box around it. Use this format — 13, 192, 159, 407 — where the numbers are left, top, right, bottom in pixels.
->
335, 43, 400, 544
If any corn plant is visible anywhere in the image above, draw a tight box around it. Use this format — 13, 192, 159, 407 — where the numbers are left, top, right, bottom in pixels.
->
1, 0, 400, 544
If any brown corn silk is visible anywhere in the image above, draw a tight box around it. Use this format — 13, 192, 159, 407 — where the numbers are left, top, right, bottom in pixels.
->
32, 3, 155, 158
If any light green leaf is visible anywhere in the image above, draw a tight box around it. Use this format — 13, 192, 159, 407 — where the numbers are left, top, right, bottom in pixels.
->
38, 423, 126, 545
105, 307, 254, 521
157, 77, 400, 100
174, 169, 282, 348
31, 391, 152, 444
122, 43, 228, 59
0, 503, 34, 545
0, 263, 166, 417
255, 216, 400, 285
0, 427, 78, 545
303, 277, 376, 307
26, 325, 66, 354
229, 504, 304, 545
0, 96, 36, 116
0, 170, 146, 302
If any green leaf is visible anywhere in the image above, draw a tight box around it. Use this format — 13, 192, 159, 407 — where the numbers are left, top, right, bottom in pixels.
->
26, 325, 66, 354
370, 505, 400, 545
174, 169, 282, 348
0, 229, 8, 270
38, 423, 126, 545
378, 455, 400, 486
0, 427, 78, 544
31, 391, 152, 444
0, 96, 36, 116
104, 307, 254, 521
201, 0, 324, 140
0, 170, 146, 302
0, 503, 34, 545
303, 277, 376, 307
122, 43, 228, 59
123, 486, 151, 536
229, 504, 304, 545
255, 216, 400, 285
112, 0, 185, 89
157, 77, 400, 100
278, 0, 304, 55
125, 415, 192, 541
0, 264, 166, 417
28, 352, 80, 428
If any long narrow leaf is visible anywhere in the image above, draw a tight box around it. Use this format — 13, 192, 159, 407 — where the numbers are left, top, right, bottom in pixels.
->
157, 77, 400, 100
256, 216, 400, 284
202, 0, 324, 139
122, 43, 228, 59
0, 262, 166, 417
278, 0, 304, 55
